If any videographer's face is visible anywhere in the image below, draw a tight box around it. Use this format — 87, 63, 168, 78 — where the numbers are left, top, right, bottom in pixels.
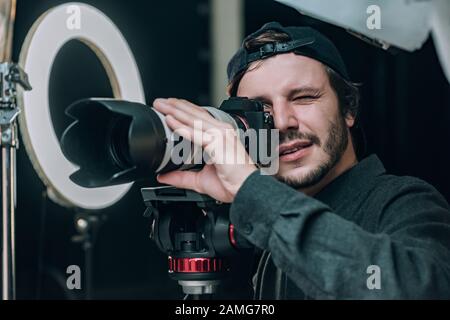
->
237, 53, 354, 190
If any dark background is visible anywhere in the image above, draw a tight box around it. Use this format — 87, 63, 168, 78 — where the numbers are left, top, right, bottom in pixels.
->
6, 0, 450, 299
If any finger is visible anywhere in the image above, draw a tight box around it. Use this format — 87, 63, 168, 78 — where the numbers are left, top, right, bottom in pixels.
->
165, 115, 213, 148
169, 98, 209, 115
154, 98, 229, 129
154, 101, 220, 133
167, 98, 216, 122
171, 98, 234, 130
153, 98, 211, 122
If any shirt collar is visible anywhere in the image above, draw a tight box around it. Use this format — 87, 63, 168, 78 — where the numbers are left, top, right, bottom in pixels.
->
315, 154, 386, 211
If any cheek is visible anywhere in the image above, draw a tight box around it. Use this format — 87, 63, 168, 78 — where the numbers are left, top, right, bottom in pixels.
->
293, 106, 334, 141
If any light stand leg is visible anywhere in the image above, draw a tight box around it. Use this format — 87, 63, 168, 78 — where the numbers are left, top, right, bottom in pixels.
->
2, 145, 16, 300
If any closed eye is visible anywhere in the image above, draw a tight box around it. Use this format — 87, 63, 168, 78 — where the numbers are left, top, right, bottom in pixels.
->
293, 95, 320, 103
295, 95, 320, 100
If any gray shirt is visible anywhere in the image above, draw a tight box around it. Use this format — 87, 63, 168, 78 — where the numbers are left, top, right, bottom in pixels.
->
230, 155, 450, 299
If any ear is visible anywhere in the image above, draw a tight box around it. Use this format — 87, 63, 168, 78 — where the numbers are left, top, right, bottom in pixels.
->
345, 113, 355, 128
226, 84, 233, 96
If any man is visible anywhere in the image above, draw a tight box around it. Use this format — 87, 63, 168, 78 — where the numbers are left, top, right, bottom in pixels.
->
153, 22, 450, 299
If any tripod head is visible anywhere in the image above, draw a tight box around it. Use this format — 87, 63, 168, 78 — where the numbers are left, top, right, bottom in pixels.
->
141, 186, 252, 296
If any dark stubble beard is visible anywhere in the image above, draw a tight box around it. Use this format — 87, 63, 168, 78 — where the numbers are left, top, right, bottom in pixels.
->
276, 114, 349, 190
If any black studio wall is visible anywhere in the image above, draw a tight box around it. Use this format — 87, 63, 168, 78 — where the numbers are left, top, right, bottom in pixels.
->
5, 0, 450, 300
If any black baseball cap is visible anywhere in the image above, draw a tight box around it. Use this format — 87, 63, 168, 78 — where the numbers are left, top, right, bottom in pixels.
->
227, 21, 350, 84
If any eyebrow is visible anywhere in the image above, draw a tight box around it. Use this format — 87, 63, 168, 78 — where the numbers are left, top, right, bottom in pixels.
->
250, 86, 324, 104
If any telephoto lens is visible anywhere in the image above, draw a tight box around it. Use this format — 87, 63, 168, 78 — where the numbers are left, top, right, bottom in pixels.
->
60, 97, 274, 188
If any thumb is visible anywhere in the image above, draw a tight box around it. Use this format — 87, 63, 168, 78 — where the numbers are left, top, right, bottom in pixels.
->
157, 170, 199, 192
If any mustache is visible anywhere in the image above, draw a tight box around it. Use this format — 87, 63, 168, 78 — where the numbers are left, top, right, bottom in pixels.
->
279, 130, 321, 147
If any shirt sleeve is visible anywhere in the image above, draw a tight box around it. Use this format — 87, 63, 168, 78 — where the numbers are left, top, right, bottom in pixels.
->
229, 170, 450, 299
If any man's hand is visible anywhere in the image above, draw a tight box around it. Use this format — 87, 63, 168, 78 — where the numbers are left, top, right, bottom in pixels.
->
153, 98, 257, 203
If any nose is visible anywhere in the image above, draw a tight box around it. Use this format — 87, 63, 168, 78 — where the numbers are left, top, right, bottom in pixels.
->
272, 101, 299, 132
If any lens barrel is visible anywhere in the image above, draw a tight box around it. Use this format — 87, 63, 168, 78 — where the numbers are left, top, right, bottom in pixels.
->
61, 97, 272, 188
